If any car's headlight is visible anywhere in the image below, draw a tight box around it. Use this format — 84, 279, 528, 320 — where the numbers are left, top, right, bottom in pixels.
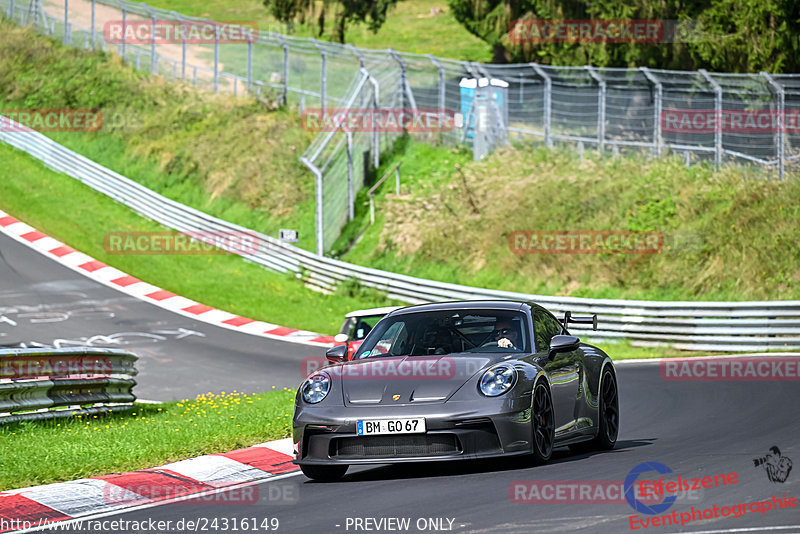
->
479, 365, 516, 397
301, 371, 331, 404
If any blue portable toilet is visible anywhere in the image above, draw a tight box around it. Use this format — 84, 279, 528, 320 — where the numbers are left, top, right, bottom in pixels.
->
459, 78, 509, 140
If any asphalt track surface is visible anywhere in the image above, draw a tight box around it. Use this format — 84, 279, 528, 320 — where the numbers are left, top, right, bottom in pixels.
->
0, 232, 320, 400
3, 232, 799, 533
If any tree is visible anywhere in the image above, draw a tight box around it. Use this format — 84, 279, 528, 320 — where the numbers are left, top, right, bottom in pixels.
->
446, 0, 800, 72
264, 0, 403, 43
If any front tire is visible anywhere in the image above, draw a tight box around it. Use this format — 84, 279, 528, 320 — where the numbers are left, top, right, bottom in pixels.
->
531, 382, 555, 463
300, 464, 348, 481
571, 367, 618, 454
595, 368, 619, 450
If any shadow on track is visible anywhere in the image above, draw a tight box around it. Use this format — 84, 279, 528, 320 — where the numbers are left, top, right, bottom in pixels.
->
302, 438, 657, 483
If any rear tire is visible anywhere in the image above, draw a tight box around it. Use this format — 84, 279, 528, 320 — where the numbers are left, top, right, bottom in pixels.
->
300, 464, 348, 481
531, 382, 555, 464
571, 368, 618, 453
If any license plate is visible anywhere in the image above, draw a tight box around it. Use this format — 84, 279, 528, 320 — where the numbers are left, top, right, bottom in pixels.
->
356, 417, 426, 436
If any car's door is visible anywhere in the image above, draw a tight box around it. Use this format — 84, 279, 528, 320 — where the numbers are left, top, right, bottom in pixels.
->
534, 309, 583, 436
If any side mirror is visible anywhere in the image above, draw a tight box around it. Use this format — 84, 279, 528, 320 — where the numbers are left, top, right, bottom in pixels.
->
549, 335, 580, 356
325, 344, 347, 364
333, 333, 348, 343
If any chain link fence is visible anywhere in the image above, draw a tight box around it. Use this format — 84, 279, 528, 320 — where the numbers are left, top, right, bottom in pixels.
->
2, 0, 799, 254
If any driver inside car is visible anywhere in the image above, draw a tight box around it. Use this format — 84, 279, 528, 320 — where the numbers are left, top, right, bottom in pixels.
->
493, 319, 520, 350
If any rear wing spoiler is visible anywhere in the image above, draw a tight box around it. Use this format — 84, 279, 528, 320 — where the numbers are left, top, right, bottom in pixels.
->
560, 311, 598, 334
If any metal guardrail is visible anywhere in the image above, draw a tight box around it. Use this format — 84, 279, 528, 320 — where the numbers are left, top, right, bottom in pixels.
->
1, 117, 798, 352
0, 347, 138, 423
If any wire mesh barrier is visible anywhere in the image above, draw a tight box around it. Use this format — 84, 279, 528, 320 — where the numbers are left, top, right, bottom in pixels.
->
0, 348, 138, 423
1, 115, 799, 351
2, 0, 798, 253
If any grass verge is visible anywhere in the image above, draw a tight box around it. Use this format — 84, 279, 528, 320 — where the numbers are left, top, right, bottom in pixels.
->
0, 390, 295, 491
0, 142, 397, 335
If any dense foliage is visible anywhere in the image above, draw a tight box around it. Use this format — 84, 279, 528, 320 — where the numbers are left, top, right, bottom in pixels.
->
264, 0, 402, 42
447, 0, 800, 72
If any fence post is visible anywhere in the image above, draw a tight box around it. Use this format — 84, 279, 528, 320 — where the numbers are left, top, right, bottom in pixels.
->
311, 39, 326, 113
699, 69, 722, 170
348, 44, 366, 106
246, 29, 253, 92
213, 19, 219, 92
762, 72, 785, 181
147, 7, 157, 75
120, 2, 126, 62
274, 36, 289, 105
395, 165, 400, 194
173, 13, 186, 80
346, 130, 354, 221
641, 67, 663, 157
586, 66, 606, 153
427, 54, 446, 114
63, 0, 68, 45
530, 63, 552, 148
363, 67, 380, 169
300, 157, 324, 256
90, 0, 95, 48
389, 49, 417, 112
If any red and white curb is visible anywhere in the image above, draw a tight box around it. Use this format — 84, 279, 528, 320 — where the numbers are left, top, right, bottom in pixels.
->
0, 438, 298, 533
0, 210, 335, 347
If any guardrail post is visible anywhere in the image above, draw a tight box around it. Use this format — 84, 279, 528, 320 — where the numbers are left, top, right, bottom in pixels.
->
530, 63, 552, 148
762, 72, 785, 181
699, 69, 722, 170
641, 67, 663, 157
213, 19, 219, 92
586, 66, 606, 153
346, 130, 354, 221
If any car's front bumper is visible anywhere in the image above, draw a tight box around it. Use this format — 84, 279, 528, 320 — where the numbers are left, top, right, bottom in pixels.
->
292, 397, 533, 466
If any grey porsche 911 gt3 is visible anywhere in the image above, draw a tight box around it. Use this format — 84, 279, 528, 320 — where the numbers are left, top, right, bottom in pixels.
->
292, 300, 619, 481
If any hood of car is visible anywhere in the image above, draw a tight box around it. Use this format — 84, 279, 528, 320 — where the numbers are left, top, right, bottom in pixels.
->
334, 354, 495, 406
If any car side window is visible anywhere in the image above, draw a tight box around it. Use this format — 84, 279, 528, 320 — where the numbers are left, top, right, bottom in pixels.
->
534, 310, 562, 352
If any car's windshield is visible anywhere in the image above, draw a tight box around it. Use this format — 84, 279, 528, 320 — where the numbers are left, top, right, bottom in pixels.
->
354, 309, 530, 358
